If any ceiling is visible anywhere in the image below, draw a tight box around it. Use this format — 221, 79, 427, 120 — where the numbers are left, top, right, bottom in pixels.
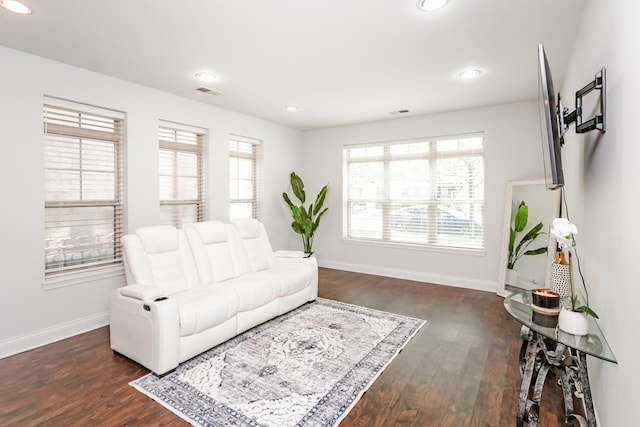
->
0, 0, 586, 130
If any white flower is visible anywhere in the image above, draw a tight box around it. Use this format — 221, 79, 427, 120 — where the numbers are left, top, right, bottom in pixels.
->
551, 218, 578, 250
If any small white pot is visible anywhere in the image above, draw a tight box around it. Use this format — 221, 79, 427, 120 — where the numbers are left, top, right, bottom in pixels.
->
558, 307, 589, 336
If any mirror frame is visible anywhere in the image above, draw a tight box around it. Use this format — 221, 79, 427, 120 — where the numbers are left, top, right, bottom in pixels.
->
497, 179, 561, 297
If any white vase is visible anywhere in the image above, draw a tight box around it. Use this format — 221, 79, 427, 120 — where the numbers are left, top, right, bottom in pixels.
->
558, 307, 589, 336
505, 268, 518, 286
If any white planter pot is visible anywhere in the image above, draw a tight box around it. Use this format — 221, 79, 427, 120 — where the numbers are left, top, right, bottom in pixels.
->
558, 307, 589, 336
505, 268, 518, 286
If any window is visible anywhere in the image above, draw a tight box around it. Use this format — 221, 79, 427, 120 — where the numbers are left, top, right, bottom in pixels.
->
44, 101, 124, 278
159, 123, 205, 227
229, 135, 262, 220
343, 134, 484, 250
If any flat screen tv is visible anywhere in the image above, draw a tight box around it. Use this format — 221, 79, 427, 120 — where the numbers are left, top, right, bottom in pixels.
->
538, 43, 564, 190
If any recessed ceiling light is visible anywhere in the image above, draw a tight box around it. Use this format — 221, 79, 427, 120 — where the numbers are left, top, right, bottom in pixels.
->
458, 69, 482, 80
195, 72, 217, 83
417, 0, 448, 11
1, 0, 32, 14
285, 105, 298, 112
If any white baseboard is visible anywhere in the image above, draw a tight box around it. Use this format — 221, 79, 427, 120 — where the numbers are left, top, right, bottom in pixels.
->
0, 311, 110, 359
318, 258, 497, 293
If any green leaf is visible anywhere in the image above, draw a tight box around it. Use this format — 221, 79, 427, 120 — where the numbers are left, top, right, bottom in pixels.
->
514, 202, 528, 232
507, 228, 516, 269
291, 221, 304, 235
291, 205, 303, 224
282, 192, 294, 208
508, 228, 516, 254
290, 171, 306, 203
523, 247, 547, 256
313, 185, 328, 215
576, 305, 599, 319
300, 206, 309, 221
314, 207, 329, 230
513, 222, 544, 255
316, 207, 328, 222
520, 222, 544, 245
304, 221, 314, 236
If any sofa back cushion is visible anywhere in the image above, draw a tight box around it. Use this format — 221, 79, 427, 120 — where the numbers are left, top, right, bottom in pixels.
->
231, 218, 276, 272
122, 225, 198, 295
184, 221, 246, 284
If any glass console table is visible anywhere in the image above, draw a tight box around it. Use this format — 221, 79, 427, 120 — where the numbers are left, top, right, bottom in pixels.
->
504, 291, 617, 427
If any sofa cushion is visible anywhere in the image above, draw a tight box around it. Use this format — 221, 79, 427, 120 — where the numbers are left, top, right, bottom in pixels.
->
219, 273, 280, 312
185, 222, 246, 285
137, 225, 179, 254
123, 226, 198, 295
233, 217, 261, 239
266, 260, 313, 297
192, 221, 228, 244
145, 251, 192, 295
231, 219, 276, 272
173, 286, 239, 337
205, 241, 243, 282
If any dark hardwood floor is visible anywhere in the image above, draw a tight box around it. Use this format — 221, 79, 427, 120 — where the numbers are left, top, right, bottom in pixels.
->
0, 268, 566, 426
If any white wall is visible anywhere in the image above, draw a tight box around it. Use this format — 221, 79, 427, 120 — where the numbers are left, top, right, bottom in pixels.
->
0, 46, 303, 357
301, 101, 546, 291
560, 0, 639, 423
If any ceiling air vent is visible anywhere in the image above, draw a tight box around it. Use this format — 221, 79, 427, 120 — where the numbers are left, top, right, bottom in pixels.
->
195, 87, 223, 95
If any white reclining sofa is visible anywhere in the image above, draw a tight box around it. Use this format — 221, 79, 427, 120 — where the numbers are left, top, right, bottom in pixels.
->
110, 218, 318, 375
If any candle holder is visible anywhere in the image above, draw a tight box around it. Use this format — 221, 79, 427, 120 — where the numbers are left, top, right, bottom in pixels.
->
531, 289, 561, 327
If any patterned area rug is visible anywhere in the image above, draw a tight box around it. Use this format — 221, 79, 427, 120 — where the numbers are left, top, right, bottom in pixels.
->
131, 298, 425, 427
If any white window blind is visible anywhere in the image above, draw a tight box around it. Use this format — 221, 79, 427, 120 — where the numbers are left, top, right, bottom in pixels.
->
44, 101, 124, 278
343, 134, 484, 250
159, 123, 205, 227
229, 135, 262, 220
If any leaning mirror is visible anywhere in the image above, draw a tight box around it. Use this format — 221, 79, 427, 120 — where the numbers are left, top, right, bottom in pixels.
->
497, 179, 561, 297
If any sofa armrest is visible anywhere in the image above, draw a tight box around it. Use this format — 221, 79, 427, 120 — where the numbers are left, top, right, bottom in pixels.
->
274, 250, 305, 258
119, 284, 164, 301
110, 290, 179, 375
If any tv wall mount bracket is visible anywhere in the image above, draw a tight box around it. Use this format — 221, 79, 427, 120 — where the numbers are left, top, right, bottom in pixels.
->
558, 67, 606, 145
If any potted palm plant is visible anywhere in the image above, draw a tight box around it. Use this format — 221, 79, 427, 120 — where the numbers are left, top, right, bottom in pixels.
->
506, 201, 547, 285
282, 171, 328, 255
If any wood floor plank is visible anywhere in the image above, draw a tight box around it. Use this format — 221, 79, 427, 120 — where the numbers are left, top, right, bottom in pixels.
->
0, 268, 568, 426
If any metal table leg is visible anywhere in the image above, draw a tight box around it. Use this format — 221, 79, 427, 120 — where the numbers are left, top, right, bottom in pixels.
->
517, 332, 541, 427
516, 329, 599, 427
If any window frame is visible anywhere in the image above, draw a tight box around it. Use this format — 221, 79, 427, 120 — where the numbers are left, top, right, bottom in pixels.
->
229, 135, 262, 220
158, 122, 206, 228
343, 133, 485, 251
43, 99, 125, 283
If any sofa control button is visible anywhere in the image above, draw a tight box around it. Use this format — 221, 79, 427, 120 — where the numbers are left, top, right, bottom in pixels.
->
143, 304, 151, 311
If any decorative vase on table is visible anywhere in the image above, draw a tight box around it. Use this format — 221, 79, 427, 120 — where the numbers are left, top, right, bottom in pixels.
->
550, 246, 571, 298
505, 268, 519, 286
